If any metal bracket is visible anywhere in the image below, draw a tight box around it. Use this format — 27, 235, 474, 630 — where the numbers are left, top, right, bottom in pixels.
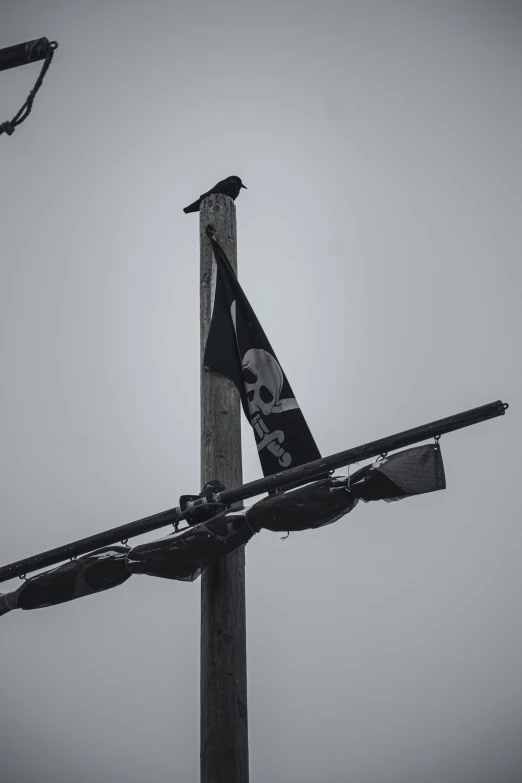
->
178, 480, 227, 526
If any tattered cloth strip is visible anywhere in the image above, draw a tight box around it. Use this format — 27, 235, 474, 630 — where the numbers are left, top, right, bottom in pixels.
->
246, 478, 359, 533
349, 444, 446, 502
127, 510, 257, 582
0, 546, 130, 616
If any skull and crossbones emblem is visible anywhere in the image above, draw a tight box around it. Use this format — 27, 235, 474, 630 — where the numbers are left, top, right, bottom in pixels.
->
241, 348, 299, 418
242, 349, 283, 417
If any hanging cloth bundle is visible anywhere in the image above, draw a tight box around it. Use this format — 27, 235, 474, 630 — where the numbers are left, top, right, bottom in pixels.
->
0, 37, 58, 137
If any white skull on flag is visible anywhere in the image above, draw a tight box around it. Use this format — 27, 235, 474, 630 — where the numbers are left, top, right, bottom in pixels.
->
241, 348, 284, 417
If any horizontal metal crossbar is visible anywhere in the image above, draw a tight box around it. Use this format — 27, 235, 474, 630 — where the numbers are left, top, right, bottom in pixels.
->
0, 399, 508, 583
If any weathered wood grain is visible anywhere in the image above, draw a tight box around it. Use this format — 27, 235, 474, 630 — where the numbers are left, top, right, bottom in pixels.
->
200, 194, 249, 783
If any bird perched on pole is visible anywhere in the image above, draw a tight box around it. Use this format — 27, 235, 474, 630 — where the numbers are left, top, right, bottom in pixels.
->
183, 175, 247, 214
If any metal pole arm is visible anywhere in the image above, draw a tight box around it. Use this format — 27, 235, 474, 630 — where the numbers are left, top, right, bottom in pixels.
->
0, 508, 180, 584
217, 399, 508, 505
0, 399, 508, 583
0, 38, 56, 73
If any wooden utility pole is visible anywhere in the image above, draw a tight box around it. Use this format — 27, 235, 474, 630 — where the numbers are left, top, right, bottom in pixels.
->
199, 194, 249, 783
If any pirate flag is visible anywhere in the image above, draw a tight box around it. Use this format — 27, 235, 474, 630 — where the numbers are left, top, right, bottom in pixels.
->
204, 237, 321, 476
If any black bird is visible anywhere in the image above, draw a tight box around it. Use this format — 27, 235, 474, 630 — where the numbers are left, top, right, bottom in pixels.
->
183, 175, 247, 213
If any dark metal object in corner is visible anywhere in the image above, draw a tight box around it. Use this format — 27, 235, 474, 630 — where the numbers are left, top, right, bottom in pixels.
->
0, 37, 58, 136
0, 38, 56, 73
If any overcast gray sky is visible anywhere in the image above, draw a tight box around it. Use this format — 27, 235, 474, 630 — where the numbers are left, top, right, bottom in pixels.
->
1, 1, 521, 782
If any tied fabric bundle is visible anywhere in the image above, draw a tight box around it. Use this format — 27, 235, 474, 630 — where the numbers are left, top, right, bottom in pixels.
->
246, 444, 446, 533
126, 509, 258, 582
0, 546, 130, 616
0, 445, 446, 618
247, 478, 359, 533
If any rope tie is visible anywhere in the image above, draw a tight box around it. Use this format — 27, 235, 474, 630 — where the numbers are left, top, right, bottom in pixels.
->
1, 40, 58, 137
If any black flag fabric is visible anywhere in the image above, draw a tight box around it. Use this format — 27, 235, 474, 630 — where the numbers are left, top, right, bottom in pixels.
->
204, 237, 322, 477
0, 546, 131, 616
